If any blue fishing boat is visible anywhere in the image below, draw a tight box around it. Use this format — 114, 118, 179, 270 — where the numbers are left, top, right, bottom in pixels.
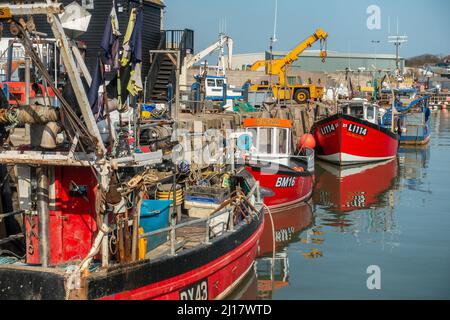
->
381, 89, 432, 145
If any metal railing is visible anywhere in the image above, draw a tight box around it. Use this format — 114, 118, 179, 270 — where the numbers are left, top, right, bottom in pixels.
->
164, 29, 194, 54
139, 181, 262, 257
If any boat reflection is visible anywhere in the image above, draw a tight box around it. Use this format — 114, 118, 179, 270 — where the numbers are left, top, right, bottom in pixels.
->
315, 159, 399, 213
398, 146, 431, 192
314, 159, 400, 232
226, 267, 258, 300
255, 201, 314, 299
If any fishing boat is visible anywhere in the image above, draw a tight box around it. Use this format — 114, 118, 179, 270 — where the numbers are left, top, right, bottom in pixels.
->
0, 166, 265, 300
312, 99, 399, 165
242, 118, 315, 209
314, 159, 398, 213
381, 89, 432, 145
0, 3, 265, 301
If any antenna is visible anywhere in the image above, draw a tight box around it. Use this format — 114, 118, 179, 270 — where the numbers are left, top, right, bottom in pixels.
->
388, 17, 407, 88
272, 0, 278, 43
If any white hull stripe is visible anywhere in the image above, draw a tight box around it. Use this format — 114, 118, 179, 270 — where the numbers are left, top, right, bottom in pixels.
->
318, 153, 396, 165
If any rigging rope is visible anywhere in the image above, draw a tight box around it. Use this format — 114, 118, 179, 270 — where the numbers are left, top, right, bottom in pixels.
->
13, 21, 97, 150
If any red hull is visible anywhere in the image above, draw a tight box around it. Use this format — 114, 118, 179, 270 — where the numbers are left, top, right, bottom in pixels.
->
246, 161, 314, 210
314, 159, 398, 213
0, 208, 264, 300
99, 221, 264, 300
313, 114, 399, 165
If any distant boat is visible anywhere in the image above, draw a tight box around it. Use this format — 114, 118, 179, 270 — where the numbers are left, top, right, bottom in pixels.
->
312, 99, 399, 165
381, 89, 432, 145
427, 62, 450, 76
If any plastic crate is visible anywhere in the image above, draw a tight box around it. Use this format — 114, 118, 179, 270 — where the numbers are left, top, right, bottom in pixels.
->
185, 186, 229, 204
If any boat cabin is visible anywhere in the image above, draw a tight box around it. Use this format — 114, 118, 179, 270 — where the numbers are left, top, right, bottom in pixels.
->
339, 99, 380, 125
193, 75, 243, 102
243, 118, 293, 158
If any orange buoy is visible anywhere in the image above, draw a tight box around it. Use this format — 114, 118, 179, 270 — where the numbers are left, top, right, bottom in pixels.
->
299, 134, 316, 150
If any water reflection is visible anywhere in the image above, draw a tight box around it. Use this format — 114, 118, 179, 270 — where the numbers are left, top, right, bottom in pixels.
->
398, 146, 431, 193
254, 201, 314, 299
314, 159, 400, 234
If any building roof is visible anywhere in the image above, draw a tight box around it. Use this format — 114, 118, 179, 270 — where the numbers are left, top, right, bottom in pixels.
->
271, 50, 403, 60
146, 0, 165, 7
233, 50, 403, 60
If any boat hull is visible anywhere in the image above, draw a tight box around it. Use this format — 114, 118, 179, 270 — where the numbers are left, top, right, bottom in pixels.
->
0, 210, 264, 300
312, 114, 399, 165
246, 159, 314, 210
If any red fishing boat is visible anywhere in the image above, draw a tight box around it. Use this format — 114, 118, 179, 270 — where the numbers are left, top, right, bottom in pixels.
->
0, 166, 264, 300
314, 159, 398, 213
242, 118, 315, 209
312, 99, 399, 165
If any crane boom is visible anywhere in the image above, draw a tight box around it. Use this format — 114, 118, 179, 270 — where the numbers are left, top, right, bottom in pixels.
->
180, 34, 233, 88
250, 28, 328, 86
185, 34, 233, 69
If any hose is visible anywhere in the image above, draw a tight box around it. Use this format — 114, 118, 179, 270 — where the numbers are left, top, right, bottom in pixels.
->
263, 203, 276, 296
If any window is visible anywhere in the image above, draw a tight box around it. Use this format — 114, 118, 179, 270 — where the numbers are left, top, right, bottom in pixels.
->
247, 129, 257, 152
277, 128, 288, 154
216, 79, 225, 88
258, 128, 273, 154
82, 0, 94, 10
348, 105, 364, 119
207, 79, 215, 87
366, 106, 375, 121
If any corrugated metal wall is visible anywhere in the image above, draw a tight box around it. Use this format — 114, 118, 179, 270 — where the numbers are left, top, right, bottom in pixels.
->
3, 0, 162, 76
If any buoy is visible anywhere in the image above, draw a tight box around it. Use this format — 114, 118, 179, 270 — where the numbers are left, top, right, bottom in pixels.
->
299, 134, 316, 150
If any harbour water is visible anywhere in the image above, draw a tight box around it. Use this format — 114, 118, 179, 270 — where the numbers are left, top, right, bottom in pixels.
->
241, 110, 450, 300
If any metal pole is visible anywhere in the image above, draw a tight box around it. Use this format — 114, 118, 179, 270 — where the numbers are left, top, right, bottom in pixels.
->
170, 168, 177, 256
391, 87, 396, 133
6, 41, 13, 82
25, 56, 31, 105
37, 167, 50, 267
175, 51, 181, 123
25, 56, 31, 138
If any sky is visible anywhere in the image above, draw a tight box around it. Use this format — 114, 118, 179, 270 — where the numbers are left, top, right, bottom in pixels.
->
163, 0, 450, 59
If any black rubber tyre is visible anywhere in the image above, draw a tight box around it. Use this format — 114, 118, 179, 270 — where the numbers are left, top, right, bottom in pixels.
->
294, 89, 310, 104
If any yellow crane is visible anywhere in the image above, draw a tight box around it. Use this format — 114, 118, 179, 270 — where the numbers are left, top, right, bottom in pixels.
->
250, 28, 328, 104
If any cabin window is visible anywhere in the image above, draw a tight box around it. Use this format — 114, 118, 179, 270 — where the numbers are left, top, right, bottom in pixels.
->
207, 79, 215, 87
216, 79, 225, 88
247, 129, 257, 151
349, 105, 364, 119
82, 0, 94, 10
277, 128, 289, 154
366, 106, 375, 121
257, 128, 273, 154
